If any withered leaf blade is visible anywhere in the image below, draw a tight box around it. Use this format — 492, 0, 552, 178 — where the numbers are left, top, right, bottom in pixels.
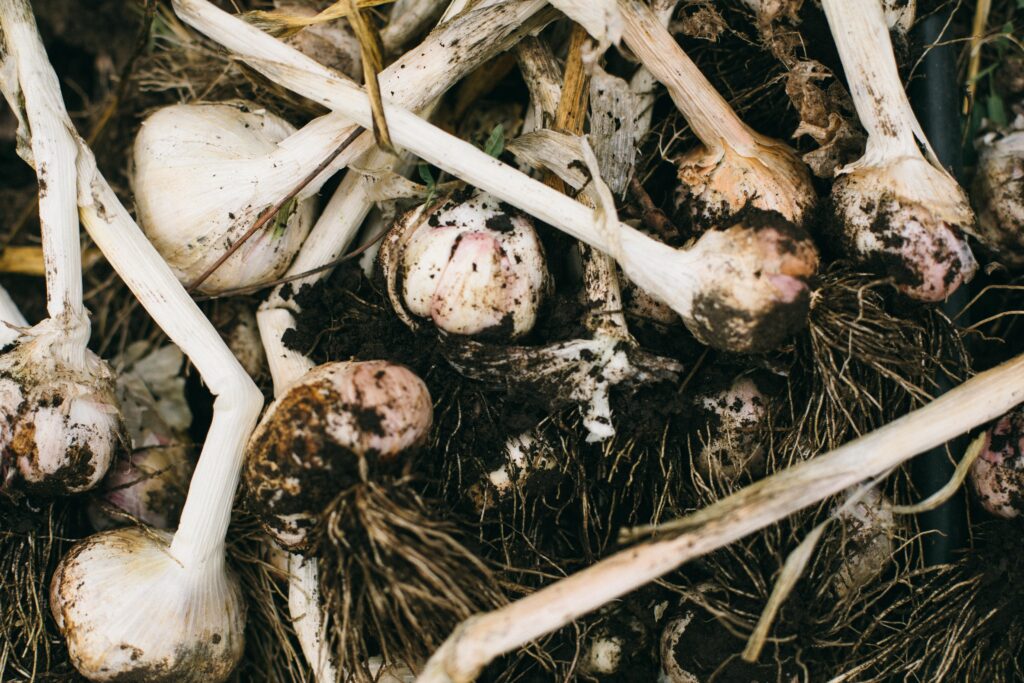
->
346, 0, 394, 153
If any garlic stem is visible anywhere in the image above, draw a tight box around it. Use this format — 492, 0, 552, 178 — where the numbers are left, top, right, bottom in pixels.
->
0, 0, 85, 361
76, 141, 263, 567
288, 555, 338, 682
617, 0, 757, 154
0, 284, 28, 346
820, 0, 926, 161
416, 351, 1024, 682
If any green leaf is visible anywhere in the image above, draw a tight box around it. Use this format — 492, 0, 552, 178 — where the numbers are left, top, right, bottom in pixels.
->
271, 198, 296, 238
483, 124, 505, 159
987, 92, 1008, 128
417, 161, 435, 187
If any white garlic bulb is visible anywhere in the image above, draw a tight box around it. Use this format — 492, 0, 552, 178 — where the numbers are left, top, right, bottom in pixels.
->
132, 102, 316, 294
395, 191, 550, 340
245, 360, 433, 552
972, 129, 1024, 270
51, 527, 246, 682
467, 431, 558, 511
832, 486, 896, 599
0, 317, 124, 494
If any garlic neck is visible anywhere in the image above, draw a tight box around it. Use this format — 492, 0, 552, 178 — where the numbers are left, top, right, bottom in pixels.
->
821, 0, 926, 161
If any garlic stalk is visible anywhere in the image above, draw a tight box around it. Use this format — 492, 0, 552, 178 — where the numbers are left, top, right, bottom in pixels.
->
618, 0, 817, 229
0, 3, 263, 677
820, 0, 977, 302
175, 0, 818, 352
415, 350, 1024, 683
972, 127, 1024, 269
0, 0, 126, 495
131, 102, 318, 294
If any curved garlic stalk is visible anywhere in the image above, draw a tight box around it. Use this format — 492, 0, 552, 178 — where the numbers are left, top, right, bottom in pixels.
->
821, 0, 977, 302
0, 0, 127, 496
132, 102, 318, 294
176, 0, 818, 352
972, 128, 1024, 269
1, 3, 264, 679
618, 0, 817, 230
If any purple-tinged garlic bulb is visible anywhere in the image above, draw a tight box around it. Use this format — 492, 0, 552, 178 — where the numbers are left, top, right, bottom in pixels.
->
87, 445, 194, 531
389, 191, 550, 340
692, 375, 767, 480
244, 360, 433, 552
972, 129, 1024, 269
0, 317, 125, 494
822, 0, 977, 301
832, 486, 896, 599
970, 408, 1024, 518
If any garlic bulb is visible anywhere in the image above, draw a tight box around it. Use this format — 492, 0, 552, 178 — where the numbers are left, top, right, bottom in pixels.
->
393, 191, 550, 340
693, 375, 766, 480
51, 526, 246, 682
619, 0, 817, 230
832, 486, 895, 599
0, 316, 124, 494
132, 102, 316, 294
467, 430, 558, 511
972, 129, 1024, 269
244, 360, 433, 552
970, 407, 1024, 519
822, 0, 977, 301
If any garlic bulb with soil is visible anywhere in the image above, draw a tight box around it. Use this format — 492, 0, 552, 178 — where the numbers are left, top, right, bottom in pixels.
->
692, 375, 766, 481
0, 317, 124, 494
832, 486, 896, 599
244, 360, 433, 552
970, 407, 1024, 519
389, 191, 551, 340
821, 0, 977, 301
972, 128, 1024, 270
132, 102, 316, 294
467, 430, 558, 512
619, 0, 817, 231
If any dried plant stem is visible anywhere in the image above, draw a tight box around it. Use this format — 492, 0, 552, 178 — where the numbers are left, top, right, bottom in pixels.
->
617, 0, 757, 153
514, 36, 561, 128
415, 353, 1024, 682
173, 0, 703, 324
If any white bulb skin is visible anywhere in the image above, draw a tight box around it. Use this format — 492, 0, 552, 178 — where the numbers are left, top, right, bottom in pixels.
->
0, 318, 124, 495
244, 360, 433, 552
51, 527, 246, 683
659, 611, 699, 683
88, 444, 194, 532
683, 212, 819, 352
972, 130, 1024, 270
693, 376, 766, 480
581, 635, 625, 675
132, 102, 315, 294
831, 156, 977, 302
674, 141, 817, 231
398, 192, 551, 340
970, 408, 1024, 519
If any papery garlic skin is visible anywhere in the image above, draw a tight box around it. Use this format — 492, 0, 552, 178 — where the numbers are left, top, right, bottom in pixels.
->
132, 102, 315, 294
51, 527, 245, 683
399, 192, 550, 340
244, 360, 433, 552
0, 317, 124, 494
972, 130, 1024, 269
681, 212, 819, 352
88, 444, 194, 531
674, 141, 817, 231
831, 157, 977, 301
970, 408, 1024, 519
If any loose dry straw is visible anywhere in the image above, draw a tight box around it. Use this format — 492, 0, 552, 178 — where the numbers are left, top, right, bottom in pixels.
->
415, 354, 1024, 681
